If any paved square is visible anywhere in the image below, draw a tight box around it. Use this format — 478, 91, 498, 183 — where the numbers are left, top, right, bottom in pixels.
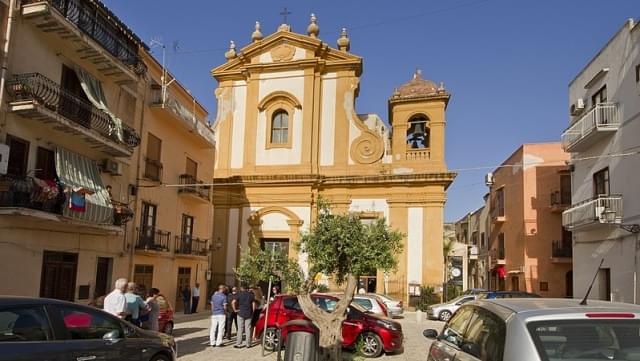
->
174, 312, 444, 361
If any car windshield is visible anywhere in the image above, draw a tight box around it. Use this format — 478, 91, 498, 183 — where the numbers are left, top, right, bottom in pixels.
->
449, 295, 473, 304
527, 319, 640, 361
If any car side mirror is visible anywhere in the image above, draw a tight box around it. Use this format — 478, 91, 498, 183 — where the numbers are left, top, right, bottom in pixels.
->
103, 330, 121, 344
461, 342, 481, 357
423, 329, 438, 339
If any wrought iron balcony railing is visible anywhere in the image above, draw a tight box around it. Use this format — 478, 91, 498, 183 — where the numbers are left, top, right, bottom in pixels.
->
174, 235, 209, 256
5, 73, 141, 148
23, 0, 146, 76
552, 240, 572, 258
178, 174, 210, 201
135, 227, 170, 252
562, 103, 619, 152
562, 194, 623, 230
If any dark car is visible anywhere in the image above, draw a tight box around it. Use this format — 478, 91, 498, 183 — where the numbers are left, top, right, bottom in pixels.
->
0, 296, 176, 361
476, 291, 541, 299
255, 294, 403, 358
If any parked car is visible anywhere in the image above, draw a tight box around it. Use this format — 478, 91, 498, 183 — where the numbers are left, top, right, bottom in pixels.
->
255, 294, 403, 357
476, 290, 540, 299
426, 294, 477, 321
423, 298, 640, 361
155, 294, 174, 335
0, 296, 176, 361
353, 294, 389, 318
371, 293, 404, 318
462, 288, 487, 296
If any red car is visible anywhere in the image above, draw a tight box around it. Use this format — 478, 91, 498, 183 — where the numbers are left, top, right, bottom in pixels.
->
155, 294, 174, 334
255, 294, 403, 358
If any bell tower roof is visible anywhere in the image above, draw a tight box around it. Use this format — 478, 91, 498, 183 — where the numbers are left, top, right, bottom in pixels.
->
389, 69, 450, 107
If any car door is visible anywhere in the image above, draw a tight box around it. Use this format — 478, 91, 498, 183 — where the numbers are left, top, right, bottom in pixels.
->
428, 306, 474, 361
50, 304, 127, 361
342, 307, 365, 347
456, 307, 506, 361
0, 305, 61, 361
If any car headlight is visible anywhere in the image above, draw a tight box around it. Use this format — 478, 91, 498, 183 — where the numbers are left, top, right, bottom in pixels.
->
376, 320, 399, 331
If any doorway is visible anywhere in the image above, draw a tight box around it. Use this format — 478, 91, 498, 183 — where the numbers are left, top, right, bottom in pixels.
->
358, 276, 377, 293
566, 271, 573, 298
133, 264, 154, 296
94, 257, 112, 298
176, 267, 191, 312
40, 251, 78, 301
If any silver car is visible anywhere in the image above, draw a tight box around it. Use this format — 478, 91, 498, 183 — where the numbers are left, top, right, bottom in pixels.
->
423, 298, 640, 361
426, 294, 477, 321
352, 294, 389, 317
372, 293, 404, 318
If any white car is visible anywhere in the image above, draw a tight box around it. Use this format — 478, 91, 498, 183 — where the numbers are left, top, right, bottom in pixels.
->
371, 293, 404, 318
423, 298, 640, 361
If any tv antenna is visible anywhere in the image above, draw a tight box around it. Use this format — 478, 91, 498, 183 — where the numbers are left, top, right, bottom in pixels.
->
149, 36, 177, 107
579, 258, 605, 306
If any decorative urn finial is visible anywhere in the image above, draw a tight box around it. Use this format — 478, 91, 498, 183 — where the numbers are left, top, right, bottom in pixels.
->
251, 21, 263, 42
224, 40, 237, 60
337, 28, 350, 51
307, 13, 319, 38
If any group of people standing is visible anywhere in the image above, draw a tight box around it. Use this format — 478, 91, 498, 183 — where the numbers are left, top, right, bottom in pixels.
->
101, 278, 162, 331
209, 283, 277, 348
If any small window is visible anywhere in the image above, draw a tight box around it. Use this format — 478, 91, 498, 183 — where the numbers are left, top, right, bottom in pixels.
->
406, 116, 430, 149
0, 306, 51, 342
56, 306, 122, 340
593, 167, 609, 196
185, 157, 197, 178
591, 85, 607, 107
494, 188, 505, 217
270, 110, 289, 144
145, 133, 162, 181
539, 282, 549, 292
498, 233, 505, 260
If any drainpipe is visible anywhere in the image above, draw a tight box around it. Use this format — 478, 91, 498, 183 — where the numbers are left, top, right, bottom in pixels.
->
0, 0, 17, 130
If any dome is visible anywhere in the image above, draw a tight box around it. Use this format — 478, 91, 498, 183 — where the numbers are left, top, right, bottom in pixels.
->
395, 70, 439, 98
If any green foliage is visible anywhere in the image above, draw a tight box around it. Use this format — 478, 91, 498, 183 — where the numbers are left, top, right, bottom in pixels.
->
299, 201, 404, 285
234, 238, 304, 292
445, 283, 462, 302
314, 284, 329, 293
416, 286, 440, 312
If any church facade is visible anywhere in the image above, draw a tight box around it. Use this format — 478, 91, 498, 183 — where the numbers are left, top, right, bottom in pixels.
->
209, 18, 455, 301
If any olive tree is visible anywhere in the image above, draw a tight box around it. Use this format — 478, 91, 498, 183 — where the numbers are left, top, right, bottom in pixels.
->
297, 201, 404, 360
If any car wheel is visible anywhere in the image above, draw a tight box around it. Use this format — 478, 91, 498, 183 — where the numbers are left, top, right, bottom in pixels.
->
163, 321, 174, 335
439, 310, 452, 322
359, 332, 383, 358
149, 353, 171, 361
262, 327, 279, 351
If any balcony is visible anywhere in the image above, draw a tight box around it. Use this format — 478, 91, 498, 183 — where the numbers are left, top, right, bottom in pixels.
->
174, 235, 209, 257
562, 103, 619, 152
21, 0, 146, 81
135, 227, 171, 252
489, 248, 506, 266
562, 195, 623, 230
5, 73, 140, 157
405, 149, 430, 161
550, 190, 571, 213
177, 174, 211, 203
0, 175, 128, 231
551, 240, 572, 263
149, 86, 215, 148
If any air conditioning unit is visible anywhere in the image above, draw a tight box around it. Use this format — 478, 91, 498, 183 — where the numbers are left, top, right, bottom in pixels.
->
101, 159, 123, 176
570, 98, 585, 116
485, 172, 494, 186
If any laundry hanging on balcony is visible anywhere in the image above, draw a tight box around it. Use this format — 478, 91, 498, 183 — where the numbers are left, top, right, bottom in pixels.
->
74, 66, 124, 143
55, 147, 114, 224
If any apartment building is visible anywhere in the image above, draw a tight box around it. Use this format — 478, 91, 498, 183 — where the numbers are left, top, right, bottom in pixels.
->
455, 199, 490, 291
0, 0, 145, 301
487, 143, 572, 297
131, 51, 215, 313
562, 19, 640, 303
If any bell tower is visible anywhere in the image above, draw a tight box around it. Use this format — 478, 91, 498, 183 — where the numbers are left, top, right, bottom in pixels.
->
388, 69, 450, 173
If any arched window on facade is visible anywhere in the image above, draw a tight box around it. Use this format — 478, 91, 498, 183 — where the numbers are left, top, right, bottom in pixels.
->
406, 116, 430, 149
271, 110, 289, 144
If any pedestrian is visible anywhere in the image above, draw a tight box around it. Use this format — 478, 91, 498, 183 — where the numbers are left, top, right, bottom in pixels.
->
251, 286, 264, 341
191, 282, 200, 313
142, 288, 160, 331
270, 286, 280, 302
181, 286, 191, 314
210, 284, 228, 347
125, 282, 149, 326
103, 278, 128, 319
224, 286, 238, 340
232, 284, 255, 348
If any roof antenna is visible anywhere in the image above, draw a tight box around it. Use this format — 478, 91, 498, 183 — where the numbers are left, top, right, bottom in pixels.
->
580, 258, 604, 306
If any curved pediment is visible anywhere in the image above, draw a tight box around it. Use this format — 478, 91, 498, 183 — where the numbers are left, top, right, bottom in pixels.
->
211, 29, 362, 80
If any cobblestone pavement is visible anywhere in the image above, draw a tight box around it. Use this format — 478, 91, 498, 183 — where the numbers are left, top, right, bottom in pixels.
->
174, 312, 444, 361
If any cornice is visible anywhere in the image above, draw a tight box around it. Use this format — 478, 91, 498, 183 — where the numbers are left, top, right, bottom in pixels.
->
213, 172, 457, 187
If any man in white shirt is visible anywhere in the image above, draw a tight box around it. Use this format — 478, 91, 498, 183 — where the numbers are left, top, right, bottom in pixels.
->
104, 278, 128, 318
191, 283, 201, 313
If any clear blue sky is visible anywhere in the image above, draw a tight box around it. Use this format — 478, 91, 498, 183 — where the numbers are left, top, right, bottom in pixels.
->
103, 0, 637, 222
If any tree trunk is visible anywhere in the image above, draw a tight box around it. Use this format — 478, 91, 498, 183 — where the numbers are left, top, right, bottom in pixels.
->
298, 274, 358, 361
